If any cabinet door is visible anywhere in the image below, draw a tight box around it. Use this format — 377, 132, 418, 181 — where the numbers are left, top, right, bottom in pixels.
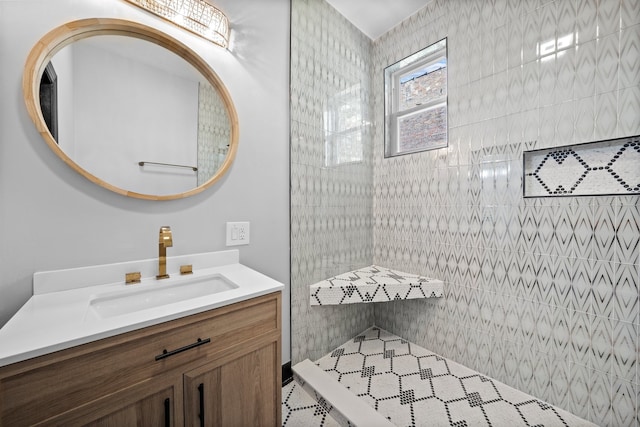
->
184, 341, 279, 427
43, 381, 179, 427
83, 387, 175, 427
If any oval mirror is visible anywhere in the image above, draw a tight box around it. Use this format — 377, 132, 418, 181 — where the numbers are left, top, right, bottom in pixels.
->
24, 18, 239, 200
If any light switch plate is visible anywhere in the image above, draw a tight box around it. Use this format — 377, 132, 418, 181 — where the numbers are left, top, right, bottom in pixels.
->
226, 222, 250, 246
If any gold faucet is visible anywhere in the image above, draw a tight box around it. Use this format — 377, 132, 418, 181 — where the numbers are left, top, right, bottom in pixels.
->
156, 226, 173, 279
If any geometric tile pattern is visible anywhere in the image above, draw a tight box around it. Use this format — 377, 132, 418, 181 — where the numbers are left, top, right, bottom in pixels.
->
197, 82, 231, 186
282, 381, 341, 427
524, 135, 640, 197
367, 1, 640, 426
292, 1, 640, 426
312, 327, 597, 427
310, 265, 443, 306
291, 367, 356, 427
290, 0, 375, 364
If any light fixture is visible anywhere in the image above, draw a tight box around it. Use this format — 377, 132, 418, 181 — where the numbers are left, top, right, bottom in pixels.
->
124, 0, 230, 48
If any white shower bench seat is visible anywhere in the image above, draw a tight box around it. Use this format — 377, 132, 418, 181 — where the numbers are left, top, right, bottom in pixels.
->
310, 265, 443, 306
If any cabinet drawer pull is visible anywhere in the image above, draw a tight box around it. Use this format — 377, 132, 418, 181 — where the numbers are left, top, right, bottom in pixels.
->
155, 338, 211, 361
164, 398, 170, 427
198, 383, 205, 427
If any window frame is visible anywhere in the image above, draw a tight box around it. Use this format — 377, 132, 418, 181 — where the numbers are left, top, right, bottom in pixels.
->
384, 38, 448, 158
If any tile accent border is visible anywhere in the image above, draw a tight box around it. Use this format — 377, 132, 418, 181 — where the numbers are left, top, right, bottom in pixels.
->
523, 135, 640, 197
310, 265, 443, 306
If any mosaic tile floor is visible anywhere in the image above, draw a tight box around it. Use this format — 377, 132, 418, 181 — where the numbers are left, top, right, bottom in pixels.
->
284, 326, 596, 427
282, 381, 341, 427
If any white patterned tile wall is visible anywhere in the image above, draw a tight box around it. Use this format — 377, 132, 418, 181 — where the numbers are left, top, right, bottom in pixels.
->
371, 1, 639, 426
291, 0, 375, 364
197, 82, 230, 185
291, 0, 639, 424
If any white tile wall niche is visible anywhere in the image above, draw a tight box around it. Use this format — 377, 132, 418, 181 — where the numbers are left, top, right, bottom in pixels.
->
310, 265, 443, 305
524, 135, 640, 197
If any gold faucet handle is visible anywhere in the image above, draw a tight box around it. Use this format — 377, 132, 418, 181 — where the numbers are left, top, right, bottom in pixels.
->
180, 264, 193, 275
125, 272, 141, 285
159, 226, 173, 247
156, 226, 172, 280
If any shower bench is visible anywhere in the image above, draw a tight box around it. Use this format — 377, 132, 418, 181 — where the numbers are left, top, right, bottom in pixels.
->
310, 265, 443, 306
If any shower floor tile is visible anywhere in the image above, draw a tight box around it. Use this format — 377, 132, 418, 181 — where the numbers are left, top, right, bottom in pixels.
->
282, 380, 341, 427
284, 326, 596, 427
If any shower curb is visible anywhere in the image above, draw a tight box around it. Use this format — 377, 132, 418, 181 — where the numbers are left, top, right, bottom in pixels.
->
292, 359, 395, 427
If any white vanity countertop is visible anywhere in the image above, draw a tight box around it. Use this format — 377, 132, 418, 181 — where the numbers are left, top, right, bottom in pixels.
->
0, 250, 284, 367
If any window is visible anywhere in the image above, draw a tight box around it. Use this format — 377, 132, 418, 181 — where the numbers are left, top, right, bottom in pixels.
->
324, 84, 364, 167
384, 38, 447, 157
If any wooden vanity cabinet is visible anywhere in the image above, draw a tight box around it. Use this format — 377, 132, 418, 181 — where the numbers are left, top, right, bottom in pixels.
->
0, 292, 281, 427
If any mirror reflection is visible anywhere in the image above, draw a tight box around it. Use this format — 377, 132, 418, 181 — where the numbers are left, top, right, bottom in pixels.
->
41, 35, 231, 196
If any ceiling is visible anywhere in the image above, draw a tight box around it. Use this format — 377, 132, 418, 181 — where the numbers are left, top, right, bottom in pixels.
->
325, 0, 430, 40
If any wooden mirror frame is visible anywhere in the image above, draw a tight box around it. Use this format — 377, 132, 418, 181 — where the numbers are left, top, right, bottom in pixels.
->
23, 18, 239, 201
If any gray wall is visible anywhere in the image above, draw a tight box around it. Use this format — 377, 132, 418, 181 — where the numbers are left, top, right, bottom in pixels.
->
0, 0, 291, 363
372, 1, 639, 425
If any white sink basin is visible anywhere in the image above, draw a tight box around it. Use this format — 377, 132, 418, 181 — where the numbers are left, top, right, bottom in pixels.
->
89, 274, 238, 319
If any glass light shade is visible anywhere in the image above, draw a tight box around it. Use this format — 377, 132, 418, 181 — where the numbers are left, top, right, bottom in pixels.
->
124, 0, 230, 48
